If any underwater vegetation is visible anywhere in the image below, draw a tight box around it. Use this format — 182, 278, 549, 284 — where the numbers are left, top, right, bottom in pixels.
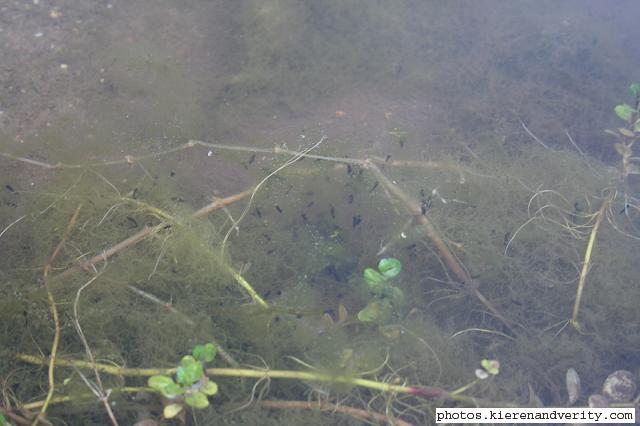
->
0, 85, 639, 424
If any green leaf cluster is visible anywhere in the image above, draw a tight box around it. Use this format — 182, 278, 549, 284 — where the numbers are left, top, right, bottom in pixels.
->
363, 258, 401, 290
358, 258, 404, 323
147, 343, 219, 419
614, 83, 640, 132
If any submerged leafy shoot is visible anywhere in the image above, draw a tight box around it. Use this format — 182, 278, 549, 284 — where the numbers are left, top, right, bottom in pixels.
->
358, 258, 404, 323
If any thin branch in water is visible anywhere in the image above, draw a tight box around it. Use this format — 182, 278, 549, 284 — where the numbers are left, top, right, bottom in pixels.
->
72, 273, 119, 425
564, 129, 602, 177
39, 172, 84, 215
519, 118, 554, 151
126, 284, 239, 367
97, 203, 123, 226
366, 160, 517, 334
147, 234, 169, 281
228, 376, 271, 414
0, 215, 25, 240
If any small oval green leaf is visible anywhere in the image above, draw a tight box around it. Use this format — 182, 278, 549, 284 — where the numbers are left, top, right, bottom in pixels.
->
629, 83, 640, 97
201, 380, 218, 396
192, 344, 206, 361
149, 375, 184, 399
192, 343, 217, 362
193, 343, 217, 362
357, 300, 392, 323
185, 391, 209, 409
202, 343, 217, 362
378, 258, 401, 278
148, 375, 175, 391
161, 382, 184, 399
164, 403, 183, 419
615, 104, 635, 121
363, 268, 386, 290
357, 301, 382, 322
390, 286, 405, 305
618, 127, 635, 138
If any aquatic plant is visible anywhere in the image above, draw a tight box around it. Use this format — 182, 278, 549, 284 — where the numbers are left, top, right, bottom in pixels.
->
358, 257, 404, 323
570, 82, 640, 329
613, 83, 640, 130
148, 343, 219, 419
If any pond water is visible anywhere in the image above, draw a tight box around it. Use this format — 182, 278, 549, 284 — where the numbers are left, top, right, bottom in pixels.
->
1, 1, 640, 424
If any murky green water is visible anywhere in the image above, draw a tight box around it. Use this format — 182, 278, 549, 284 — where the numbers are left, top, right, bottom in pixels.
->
1, 1, 640, 424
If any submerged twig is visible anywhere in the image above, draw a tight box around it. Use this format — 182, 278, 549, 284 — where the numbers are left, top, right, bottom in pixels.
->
58, 223, 165, 279
519, 118, 554, 151
364, 160, 517, 334
564, 129, 602, 178
58, 188, 251, 277
126, 285, 239, 367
